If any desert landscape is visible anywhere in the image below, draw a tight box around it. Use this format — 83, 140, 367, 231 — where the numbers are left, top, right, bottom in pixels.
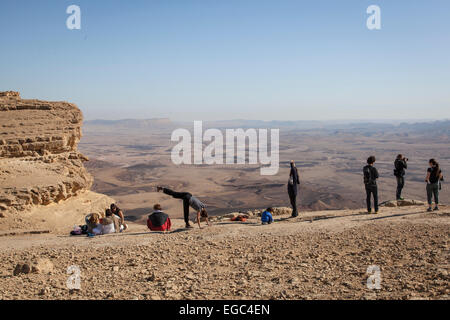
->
80, 118, 450, 222
0, 92, 448, 300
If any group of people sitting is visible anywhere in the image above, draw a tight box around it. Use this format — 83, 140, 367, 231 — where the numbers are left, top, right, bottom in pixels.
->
71, 204, 128, 236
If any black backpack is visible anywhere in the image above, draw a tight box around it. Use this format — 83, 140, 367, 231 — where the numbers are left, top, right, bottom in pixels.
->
364, 166, 375, 185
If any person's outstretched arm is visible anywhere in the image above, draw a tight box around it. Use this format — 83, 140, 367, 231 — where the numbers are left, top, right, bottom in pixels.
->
117, 210, 125, 225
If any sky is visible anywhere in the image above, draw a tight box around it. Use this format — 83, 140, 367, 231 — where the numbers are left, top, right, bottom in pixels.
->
0, 0, 449, 121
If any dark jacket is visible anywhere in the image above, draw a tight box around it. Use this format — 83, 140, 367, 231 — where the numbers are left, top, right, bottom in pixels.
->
394, 159, 407, 177
363, 165, 379, 186
147, 211, 171, 231
288, 164, 300, 196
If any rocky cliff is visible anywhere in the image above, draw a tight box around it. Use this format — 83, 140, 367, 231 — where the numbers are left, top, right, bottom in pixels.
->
0, 91, 113, 229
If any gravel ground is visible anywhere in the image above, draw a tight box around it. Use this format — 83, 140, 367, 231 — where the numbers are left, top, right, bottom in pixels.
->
0, 206, 448, 300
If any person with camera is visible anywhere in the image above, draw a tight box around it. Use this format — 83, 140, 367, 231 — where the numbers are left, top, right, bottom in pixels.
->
394, 154, 408, 200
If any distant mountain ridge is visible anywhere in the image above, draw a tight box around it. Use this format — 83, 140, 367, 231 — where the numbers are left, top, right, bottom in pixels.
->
84, 118, 450, 136
86, 118, 171, 127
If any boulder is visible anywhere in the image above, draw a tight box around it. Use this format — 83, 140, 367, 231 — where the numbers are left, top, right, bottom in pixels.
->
382, 201, 397, 208
397, 199, 425, 206
381, 199, 426, 208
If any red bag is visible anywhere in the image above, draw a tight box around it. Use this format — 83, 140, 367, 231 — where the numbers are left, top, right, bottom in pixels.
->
231, 216, 247, 222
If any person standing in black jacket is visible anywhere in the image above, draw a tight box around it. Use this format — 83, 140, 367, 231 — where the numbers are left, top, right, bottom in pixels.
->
394, 154, 408, 200
425, 159, 443, 212
363, 156, 379, 214
288, 160, 300, 217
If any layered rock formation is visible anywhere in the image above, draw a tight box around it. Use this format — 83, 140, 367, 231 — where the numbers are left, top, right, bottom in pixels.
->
0, 91, 112, 226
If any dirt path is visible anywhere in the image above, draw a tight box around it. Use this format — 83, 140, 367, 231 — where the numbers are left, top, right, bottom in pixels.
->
0, 205, 448, 300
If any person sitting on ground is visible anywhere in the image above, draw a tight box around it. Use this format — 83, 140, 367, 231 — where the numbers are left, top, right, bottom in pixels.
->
100, 209, 117, 234
156, 186, 210, 229
110, 203, 128, 231
147, 204, 172, 232
85, 213, 102, 235
261, 207, 274, 225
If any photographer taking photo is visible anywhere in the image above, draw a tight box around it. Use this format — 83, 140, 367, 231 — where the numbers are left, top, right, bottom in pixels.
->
394, 154, 408, 200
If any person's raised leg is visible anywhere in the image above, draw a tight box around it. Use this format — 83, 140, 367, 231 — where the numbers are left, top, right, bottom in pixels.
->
161, 187, 189, 200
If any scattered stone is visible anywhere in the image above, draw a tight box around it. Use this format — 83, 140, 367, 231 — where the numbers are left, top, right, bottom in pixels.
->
13, 258, 54, 276
39, 287, 51, 296
13, 263, 31, 276
146, 272, 156, 282
31, 258, 54, 274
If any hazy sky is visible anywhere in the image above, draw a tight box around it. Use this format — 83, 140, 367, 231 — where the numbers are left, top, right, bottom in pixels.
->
1, 0, 449, 121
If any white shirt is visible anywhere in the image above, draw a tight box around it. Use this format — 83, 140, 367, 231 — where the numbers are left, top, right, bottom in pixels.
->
102, 223, 115, 234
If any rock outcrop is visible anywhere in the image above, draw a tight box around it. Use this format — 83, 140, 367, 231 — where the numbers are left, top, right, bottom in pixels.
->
381, 199, 425, 208
0, 91, 112, 227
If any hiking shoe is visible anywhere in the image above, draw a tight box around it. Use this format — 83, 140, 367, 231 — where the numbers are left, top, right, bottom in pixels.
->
433, 207, 439, 211
374, 211, 379, 214
427, 207, 433, 212
185, 224, 194, 229
397, 197, 404, 201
